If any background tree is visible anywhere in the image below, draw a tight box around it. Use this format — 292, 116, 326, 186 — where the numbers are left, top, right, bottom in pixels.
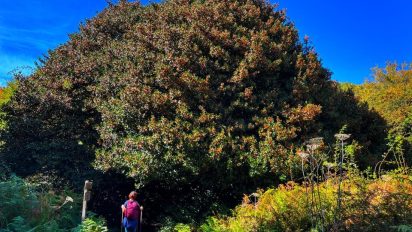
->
0, 80, 17, 179
352, 62, 412, 125
347, 62, 412, 166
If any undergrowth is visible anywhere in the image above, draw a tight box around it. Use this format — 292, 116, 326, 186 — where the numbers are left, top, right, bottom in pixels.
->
200, 172, 412, 232
0, 176, 82, 231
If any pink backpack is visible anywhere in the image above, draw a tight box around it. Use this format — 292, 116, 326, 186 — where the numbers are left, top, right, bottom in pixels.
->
125, 200, 140, 220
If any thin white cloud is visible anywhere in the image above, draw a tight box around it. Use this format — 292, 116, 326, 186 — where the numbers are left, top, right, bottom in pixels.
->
0, 23, 71, 51
0, 53, 36, 85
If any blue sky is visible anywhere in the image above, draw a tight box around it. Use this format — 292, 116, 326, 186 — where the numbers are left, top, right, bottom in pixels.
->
0, 1, 411, 86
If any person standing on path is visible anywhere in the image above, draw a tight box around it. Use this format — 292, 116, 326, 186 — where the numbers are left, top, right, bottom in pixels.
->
121, 191, 142, 232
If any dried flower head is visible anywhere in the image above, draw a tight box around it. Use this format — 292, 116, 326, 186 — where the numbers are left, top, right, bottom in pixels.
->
297, 150, 310, 159
306, 144, 321, 151
250, 192, 260, 197
334, 134, 351, 141
307, 137, 323, 145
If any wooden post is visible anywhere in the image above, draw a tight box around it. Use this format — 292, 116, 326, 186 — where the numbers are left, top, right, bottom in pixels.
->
81, 180, 93, 221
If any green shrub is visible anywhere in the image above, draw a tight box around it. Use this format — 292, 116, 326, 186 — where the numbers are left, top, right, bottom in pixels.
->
72, 217, 108, 232
0, 176, 81, 231
174, 223, 192, 232
0, 162, 10, 181
392, 225, 412, 232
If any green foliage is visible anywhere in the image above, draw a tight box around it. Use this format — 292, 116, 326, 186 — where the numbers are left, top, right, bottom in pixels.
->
350, 62, 412, 125
0, 81, 17, 177
344, 62, 412, 170
174, 223, 192, 232
392, 225, 412, 232
0, 163, 10, 181
72, 217, 108, 232
322, 84, 387, 168
392, 112, 412, 166
0, 177, 81, 231
0, 81, 17, 107
375, 112, 412, 175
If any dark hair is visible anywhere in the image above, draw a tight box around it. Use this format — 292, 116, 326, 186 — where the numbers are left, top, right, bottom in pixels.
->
129, 191, 138, 200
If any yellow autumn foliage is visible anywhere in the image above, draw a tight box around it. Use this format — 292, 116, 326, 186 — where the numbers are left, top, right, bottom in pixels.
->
352, 62, 412, 125
201, 173, 412, 232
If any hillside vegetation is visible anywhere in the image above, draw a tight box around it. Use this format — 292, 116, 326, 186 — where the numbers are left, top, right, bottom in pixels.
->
342, 63, 412, 167
348, 63, 412, 125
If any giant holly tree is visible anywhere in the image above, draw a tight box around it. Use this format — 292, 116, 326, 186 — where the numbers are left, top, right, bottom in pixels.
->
1, 0, 386, 226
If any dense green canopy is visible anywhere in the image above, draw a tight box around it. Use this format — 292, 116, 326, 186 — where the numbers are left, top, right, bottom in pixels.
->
0, 0, 386, 227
